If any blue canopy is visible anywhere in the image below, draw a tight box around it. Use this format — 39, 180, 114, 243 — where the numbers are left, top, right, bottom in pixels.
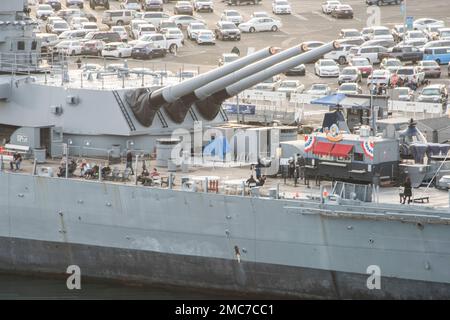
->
311, 93, 346, 106
203, 136, 230, 160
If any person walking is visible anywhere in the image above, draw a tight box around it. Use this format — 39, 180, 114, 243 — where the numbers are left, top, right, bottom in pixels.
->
126, 150, 134, 175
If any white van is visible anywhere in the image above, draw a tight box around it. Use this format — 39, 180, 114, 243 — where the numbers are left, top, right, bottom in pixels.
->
102, 10, 134, 26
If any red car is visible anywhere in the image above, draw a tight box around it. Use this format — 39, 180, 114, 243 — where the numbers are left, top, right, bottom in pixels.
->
349, 57, 373, 78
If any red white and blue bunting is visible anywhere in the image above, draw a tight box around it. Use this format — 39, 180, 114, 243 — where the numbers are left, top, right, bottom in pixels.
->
304, 135, 316, 152
361, 141, 374, 160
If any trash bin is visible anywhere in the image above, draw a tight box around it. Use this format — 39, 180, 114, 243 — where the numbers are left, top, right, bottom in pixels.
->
34, 147, 46, 163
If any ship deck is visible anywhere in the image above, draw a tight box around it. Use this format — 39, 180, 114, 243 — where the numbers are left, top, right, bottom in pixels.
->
4, 156, 449, 209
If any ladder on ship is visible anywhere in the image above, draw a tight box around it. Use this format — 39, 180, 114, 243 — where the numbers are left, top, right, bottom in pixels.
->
112, 90, 136, 131
219, 106, 229, 122
188, 108, 199, 122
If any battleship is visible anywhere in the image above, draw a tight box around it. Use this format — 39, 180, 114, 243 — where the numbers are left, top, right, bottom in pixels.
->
1, 0, 450, 300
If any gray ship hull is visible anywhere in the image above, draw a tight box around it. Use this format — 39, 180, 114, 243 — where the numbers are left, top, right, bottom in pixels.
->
1, 172, 450, 299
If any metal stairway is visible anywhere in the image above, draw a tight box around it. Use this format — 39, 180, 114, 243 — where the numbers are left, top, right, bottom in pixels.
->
112, 90, 136, 131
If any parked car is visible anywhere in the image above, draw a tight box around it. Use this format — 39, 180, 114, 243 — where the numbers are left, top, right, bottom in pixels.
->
85, 31, 122, 43
284, 64, 306, 76
81, 39, 104, 56
323, 44, 355, 64
348, 45, 387, 64
436, 175, 450, 190
46, 17, 64, 32
367, 69, 392, 86
417, 60, 441, 78
366, 0, 402, 5
238, 17, 282, 33
142, 0, 164, 11
423, 46, 450, 65
102, 42, 133, 58
136, 23, 158, 38
380, 58, 403, 73
163, 28, 184, 44
331, 4, 353, 19
102, 10, 134, 26
81, 22, 99, 32
306, 83, 332, 96
158, 19, 178, 33
361, 38, 396, 49
49, 20, 70, 34
121, 0, 141, 11
36, 4, 54, 20
89, 0, 110, 10
369, 26, 394, 41
437, 28, 450, 41
215, 21, 241, 41
227, 0, 261, 5
111, 26, 129, 41
134, 11, 170, 26
251, 11, 270, 19
192, 0, 214, 12
174, 1, 194, 15
168, 15, 205, 29
129, 19, 148, 39
219, 53, 239, 66
417, 84, 448, 104
272, 0, 292, 15
277, 80, 305, 98
196, 30, 216, 45
253, 75, 282, 91
321, 0, 341, 14
70, 17, 89, 29
392, 87, 414, 101
58, 30, 88, 40
338, 66, 361, 85
54, 39, 83, 55
131, 41, 166, 59
378, 45, 423, 63
413, 18, 445, 31
134, 33, 182, 53
395, 66, 426, 84
66, 0, 83, 9
46, 0, 62, 11
187, 22, 207, 40
315, 59, 340, 77
348, 57, 373, 77
339, 28, 362, 40
220, 10, 243, 25
337, 82, 362, 95
405, 30, 428, 43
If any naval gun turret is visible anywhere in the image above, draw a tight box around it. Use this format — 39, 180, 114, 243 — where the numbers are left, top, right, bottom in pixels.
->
126, 41, 339, 126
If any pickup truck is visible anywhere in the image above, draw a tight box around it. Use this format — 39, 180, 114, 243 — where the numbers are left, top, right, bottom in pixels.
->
132, 33, 182, 53
378, 46, 423, 63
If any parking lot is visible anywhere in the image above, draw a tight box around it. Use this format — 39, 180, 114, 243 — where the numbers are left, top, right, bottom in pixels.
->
30, 0, 450, 94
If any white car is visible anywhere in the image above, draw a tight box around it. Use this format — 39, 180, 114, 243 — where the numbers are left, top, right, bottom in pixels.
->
187, 22, 207, 40
413, 18, 445, 31
168, 15, 205, 29
337, 82, 362, 95
70, 17, 89, 30
238, 17, 282, 33
348, 45, 386, 64
314, 59, 340, 77
58, 30, 88, 40
338, 66, 361, 85
380, 58, 403, 73
134, 12, 171, 26
102, 42, 133, 58
251, 11, 270, 19
49, 20, 70, 34
55, 40, 83, 55
221, 10, 243, 25
121, 0, 141, 11
218, 53, 239, 66
272, 0, 292, 15
368, 69, 392, 86
81, 22, 99, 32
164, 28, 184, 44
306, 84, 332, 96
323, 44, 355, 64
137, 23, 157, 38
339, 28, 362, 39
405, 30, 428, 43
130, 19, 149, 39
438, 28, 450, 40
392, 87, 414, 101
254, 75, 282, 91
111, 26, 129, 41
321, 0, 341, 14
370, 26, 394, 41
277, 80, 305, 98
192, 0, 214, 12
36, 4, 54, 19
396, 66, 425, 84
196, 30, 215, 45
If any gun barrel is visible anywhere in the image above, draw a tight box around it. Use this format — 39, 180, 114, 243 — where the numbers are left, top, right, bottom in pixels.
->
226, 41, 339, 97
151, 47, 276, 104
194, 42, 309, 101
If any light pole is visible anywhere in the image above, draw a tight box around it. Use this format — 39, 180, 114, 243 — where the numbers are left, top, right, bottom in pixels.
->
402, 0, 407, 39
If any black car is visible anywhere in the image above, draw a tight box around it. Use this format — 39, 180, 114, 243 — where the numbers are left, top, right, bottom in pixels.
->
142, 0, 164, 11
284, 64, 306, 76
227, 0, 261, 5
131, 43, 166, 59
214, 21, 241, 41
89, 0, 110, 9
46, 0, 62, 11
366, 0, 402, 5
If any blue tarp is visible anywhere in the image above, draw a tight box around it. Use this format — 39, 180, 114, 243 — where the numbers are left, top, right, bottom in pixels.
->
203, 136, 230, 160
311, 93, 346, 106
